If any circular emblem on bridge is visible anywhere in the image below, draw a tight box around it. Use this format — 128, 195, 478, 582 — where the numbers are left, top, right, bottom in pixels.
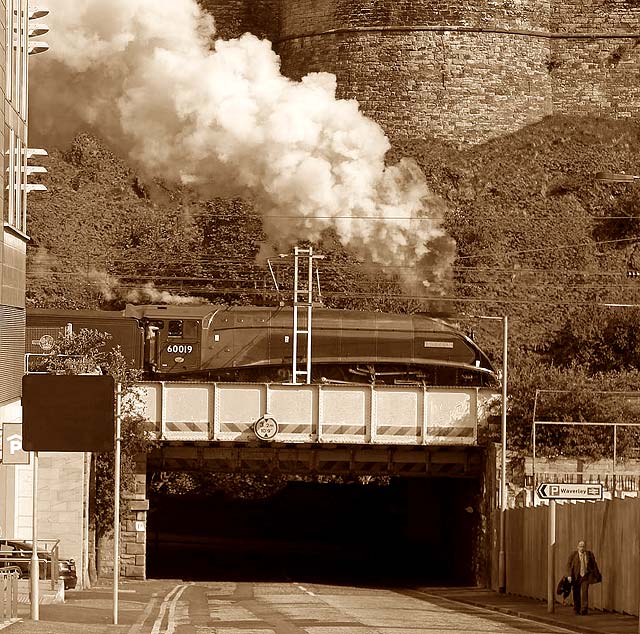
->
253, 414, 278, 440
38, 334, 54, 351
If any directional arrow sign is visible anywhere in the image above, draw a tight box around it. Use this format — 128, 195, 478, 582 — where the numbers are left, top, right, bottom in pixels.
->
536, 482, 604, 501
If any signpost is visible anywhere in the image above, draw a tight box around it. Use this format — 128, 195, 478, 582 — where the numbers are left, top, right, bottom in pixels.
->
536, 481, 604, 613
21, 374, 118, 623
536, 482, 604, 501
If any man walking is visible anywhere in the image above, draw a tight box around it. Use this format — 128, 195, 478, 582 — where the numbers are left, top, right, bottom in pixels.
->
566, 540, 601, 615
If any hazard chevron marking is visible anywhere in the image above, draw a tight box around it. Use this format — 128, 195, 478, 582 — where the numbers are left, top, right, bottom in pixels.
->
321, 425, 366, 435
427, 426, 474, 437
219, 422, 313, 434
277, 423, 312, 434
220, 423, 249, 432
377, 426, 421, 436
165, 422, 208, 432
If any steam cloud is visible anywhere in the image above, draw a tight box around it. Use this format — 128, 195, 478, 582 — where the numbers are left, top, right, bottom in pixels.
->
87, 270, 202, 305
30, 0, 455, 295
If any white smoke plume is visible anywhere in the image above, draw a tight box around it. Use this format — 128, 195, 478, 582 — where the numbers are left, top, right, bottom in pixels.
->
87, 270, 201, 305
31, 0, 455, 295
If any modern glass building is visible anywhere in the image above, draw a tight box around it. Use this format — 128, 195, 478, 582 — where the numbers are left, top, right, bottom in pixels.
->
0, 0, 47, 538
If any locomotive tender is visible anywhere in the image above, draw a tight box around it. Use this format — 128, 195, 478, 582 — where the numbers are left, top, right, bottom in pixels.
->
26, 304, 497, 387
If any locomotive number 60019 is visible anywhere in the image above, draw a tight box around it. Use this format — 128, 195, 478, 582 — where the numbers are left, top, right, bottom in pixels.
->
166, 344, 194, 354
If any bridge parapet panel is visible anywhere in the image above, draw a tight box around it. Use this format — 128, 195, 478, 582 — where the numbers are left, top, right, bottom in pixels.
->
133, 382, 489, 445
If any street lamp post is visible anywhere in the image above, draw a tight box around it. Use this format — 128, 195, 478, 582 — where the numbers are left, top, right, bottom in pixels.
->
465, 313, 508, 592
498, 316, 508, 593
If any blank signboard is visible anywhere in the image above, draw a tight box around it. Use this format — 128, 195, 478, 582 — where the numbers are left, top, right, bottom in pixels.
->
22, 374, 115, 452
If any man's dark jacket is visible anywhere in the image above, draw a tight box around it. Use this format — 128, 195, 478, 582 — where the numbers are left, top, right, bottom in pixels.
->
566, 549, 602, 584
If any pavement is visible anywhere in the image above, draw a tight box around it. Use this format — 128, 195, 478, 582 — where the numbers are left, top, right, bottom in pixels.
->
421, 587, 640, 634
1, 580, 639, 633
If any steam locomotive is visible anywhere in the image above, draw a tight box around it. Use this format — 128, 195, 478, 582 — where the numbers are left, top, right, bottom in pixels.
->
25, 304, 497, 387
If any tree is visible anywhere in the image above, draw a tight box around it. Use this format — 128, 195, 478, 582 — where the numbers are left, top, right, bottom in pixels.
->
507, 349, 640, 459
551, 307, 640, 373
41, 328, 158, 579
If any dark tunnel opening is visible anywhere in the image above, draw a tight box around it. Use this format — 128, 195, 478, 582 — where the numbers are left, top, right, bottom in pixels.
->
146, 476, 483, 587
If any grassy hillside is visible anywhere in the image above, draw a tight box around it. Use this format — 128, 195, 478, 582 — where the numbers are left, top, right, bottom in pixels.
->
27, 116, 640, 349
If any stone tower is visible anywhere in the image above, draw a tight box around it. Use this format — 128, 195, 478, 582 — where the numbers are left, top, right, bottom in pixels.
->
203, 1, 640, 143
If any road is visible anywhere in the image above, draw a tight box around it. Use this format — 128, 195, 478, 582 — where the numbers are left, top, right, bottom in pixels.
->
113, 580, 574, 634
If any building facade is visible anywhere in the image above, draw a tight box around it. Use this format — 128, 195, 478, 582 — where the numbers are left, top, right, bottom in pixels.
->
0, 0, 47, 543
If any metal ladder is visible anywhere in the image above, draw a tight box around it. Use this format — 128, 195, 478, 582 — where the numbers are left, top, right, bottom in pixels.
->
291, 246, 317, 384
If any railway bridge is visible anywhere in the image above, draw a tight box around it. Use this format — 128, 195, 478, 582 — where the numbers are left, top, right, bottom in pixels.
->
137, 381, 499, 478
133, 380, 501, 584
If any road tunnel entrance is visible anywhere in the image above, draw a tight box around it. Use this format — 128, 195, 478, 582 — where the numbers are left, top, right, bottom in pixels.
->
146, 474, 483, 587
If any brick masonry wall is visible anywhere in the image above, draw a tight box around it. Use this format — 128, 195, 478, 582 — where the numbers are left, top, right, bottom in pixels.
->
549, 2, 640, 119
552, 0, 640, 33
550, 37, 640, 118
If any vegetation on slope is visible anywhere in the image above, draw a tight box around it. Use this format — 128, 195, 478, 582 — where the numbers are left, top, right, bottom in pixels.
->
26, 114, 640, 459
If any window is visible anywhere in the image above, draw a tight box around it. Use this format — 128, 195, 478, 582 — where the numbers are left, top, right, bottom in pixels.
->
3, 128, 25, 233
5, 1, 13, 97
168, 320, 184, 337
3, 0, 29, 234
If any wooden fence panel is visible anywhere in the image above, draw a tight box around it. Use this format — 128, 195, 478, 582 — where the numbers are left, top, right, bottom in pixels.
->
505, 496, 640, 615
506, 504, 547, 598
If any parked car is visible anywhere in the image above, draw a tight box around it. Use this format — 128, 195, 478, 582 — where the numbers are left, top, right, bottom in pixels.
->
0, 539, 77, 590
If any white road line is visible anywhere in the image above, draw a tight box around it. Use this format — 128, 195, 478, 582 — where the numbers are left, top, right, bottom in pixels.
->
297, 584, 315, 596
127, 594, 160, 634
151, 583, 188, 634
165, 584, 191, 634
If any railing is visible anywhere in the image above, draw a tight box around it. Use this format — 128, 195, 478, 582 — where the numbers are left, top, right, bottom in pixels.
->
0, 568, 19, 623
526, 472, 640, 495
0, 539, 61, 590
135, 381, 495, 446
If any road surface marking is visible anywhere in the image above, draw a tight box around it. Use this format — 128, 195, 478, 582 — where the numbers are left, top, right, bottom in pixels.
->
151, 583, 191, 634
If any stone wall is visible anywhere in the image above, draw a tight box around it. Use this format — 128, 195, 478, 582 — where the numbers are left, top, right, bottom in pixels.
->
278, 0, 551, 35
551, 0, 640, 32
277, 31, 552, 143
98, 455, 148, 580
202, 0, 640, 144
35, 453, 85, 577
120, 455, 148, 580
200, 0, 279, 41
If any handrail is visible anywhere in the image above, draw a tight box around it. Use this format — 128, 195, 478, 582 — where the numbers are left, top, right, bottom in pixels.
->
0, 539, 62, 590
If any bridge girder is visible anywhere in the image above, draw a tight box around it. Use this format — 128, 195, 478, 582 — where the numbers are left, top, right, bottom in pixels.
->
147, 442, 485, 478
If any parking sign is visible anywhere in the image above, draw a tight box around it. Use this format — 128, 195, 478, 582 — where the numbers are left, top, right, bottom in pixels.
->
1, 423, 30, 464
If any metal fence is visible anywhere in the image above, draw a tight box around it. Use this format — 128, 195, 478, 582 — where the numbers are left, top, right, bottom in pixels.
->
0, 539, 61, 590
0, 568, 19, 623
527, 472, 640, 494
